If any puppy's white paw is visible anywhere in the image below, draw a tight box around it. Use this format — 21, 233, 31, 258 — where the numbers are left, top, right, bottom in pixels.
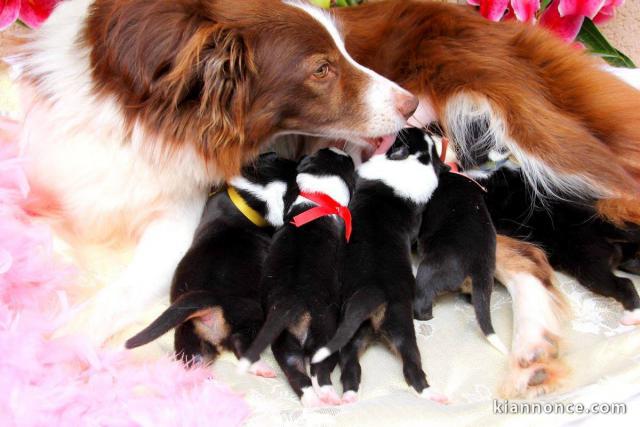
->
248, 360, 277, 378
341, 390, 358, 404
300, 387, 328, 408
418, 388, 449, 404
621, 309, 640, 326
317, 385, 342, 406
236, 358, 251, 374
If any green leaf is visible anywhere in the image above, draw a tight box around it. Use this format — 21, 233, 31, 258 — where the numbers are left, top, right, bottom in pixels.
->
577, 18, 636, 68
310, 0, 331, 8
540, 0, 553, 10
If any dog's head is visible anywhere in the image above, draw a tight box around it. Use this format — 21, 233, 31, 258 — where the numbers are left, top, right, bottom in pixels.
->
357, 128, 444, 204
295, 148, 356, 207
86, 0, 416, 179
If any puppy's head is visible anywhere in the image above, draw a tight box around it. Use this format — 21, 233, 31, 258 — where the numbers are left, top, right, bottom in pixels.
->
357, 128, 444, 204
86, 0, 416, 179
295, 148, 356, 207
229, 152, 298, 227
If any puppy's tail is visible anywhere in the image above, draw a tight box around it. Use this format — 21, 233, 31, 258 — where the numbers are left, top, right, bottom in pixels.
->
125, 291, 216, 349
311, 288, 386, 364
472, 272, 508, 355
237, 298, 304, 371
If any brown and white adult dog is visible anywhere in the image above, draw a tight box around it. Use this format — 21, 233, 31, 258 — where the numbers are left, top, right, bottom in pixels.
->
5, 0, 639, 398
8, 0, 416, 342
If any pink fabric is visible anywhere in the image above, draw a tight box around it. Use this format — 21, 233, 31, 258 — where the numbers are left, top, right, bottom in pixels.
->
0, 118, 250, 426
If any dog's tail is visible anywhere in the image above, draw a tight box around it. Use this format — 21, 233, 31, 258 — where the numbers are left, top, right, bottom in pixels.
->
311, 288, 386, 364
237, 297, 305, 371
472, 272, 508, 355
125, 291, 216, 349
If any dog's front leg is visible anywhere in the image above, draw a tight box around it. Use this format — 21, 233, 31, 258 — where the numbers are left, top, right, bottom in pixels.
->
495, 236, 568, 398
60, 193, 207, 346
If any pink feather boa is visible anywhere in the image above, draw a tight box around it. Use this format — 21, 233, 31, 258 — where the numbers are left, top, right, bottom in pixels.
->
0, 119, 250, 427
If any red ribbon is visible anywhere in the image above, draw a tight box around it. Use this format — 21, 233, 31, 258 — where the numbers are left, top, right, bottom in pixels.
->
291, 191, 352, 242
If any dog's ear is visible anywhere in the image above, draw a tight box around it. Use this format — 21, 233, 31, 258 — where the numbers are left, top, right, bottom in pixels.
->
163, 25, 256, 176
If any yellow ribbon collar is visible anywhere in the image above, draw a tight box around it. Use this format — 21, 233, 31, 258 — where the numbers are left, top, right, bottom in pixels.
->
227, 186, 269, 228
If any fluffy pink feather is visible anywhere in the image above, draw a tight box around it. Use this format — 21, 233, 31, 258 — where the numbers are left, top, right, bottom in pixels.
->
0, 118, 250, 426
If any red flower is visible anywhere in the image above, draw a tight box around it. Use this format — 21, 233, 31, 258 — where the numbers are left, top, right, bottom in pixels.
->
467, 0, 625, 42
0, 0, 60, 31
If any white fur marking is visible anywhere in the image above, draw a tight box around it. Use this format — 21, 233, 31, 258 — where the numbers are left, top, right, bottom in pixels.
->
358, 154, 439, 204
294, 173, 350, 207
445, 93, 606, 201
236, 358, 251, 374
486, 333, 509, 355
311, 347, 331, 364
228, 177, 288, 226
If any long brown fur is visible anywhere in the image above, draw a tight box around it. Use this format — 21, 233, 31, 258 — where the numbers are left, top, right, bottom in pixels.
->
335, 1, 640, 224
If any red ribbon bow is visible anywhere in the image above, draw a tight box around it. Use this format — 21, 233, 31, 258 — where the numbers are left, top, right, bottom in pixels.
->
291, 191, 352, 242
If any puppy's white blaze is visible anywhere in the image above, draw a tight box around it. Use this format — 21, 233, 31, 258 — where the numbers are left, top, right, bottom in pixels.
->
621, 308, 640, 326
311, 347, 331, 364
486, 333, 509, 355
236, 357, 251, 374
444, 92, 607, 201
285, 0, 409, 137
295, 173, 350, 207
357, 154, 439, 204
228, 177, 287, 226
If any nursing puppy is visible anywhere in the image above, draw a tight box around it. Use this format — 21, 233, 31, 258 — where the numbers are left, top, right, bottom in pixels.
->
312, 134, 447, 403
124, 152, 297, 375
485, 168, 640, 325
409, 129, 506, 354
239, 148, 355, 407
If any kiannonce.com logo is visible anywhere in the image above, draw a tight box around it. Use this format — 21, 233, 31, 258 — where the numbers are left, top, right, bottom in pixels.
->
493, 400, 627, 415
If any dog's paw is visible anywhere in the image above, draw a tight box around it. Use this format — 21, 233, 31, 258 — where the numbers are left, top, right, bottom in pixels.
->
301, 387, 329, 408
341, 390, 358, 404
316, 385, 342, 406
418, 388, 449, 404
502, 330, 566, 398
621, 309, 640, 326
248, 360, 277, 378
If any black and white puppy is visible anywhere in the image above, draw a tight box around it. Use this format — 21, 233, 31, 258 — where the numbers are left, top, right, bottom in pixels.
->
409, 128, 507, 354
484, 168, 640, 325
312, 133, 447, 404
125, 152, 298, 376
238, 148, 356, 407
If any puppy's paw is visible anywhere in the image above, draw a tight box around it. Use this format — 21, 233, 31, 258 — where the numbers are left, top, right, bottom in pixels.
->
341, 390, 358, 404
418, 388, 449, 404
300, 387, 328, 408
317, 385, 342, 406
621, 309, 640, 326
248, 360, 277, 378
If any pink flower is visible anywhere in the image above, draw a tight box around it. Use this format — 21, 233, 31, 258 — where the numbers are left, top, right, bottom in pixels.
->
467, 0, 625, 42
0, 0, 60, 31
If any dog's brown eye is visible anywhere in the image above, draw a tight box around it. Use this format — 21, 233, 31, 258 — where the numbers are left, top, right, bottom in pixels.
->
313, 63, 330, 79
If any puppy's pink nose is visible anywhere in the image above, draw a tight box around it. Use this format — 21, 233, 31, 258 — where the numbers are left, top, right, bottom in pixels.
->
394, 91, 419, 120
